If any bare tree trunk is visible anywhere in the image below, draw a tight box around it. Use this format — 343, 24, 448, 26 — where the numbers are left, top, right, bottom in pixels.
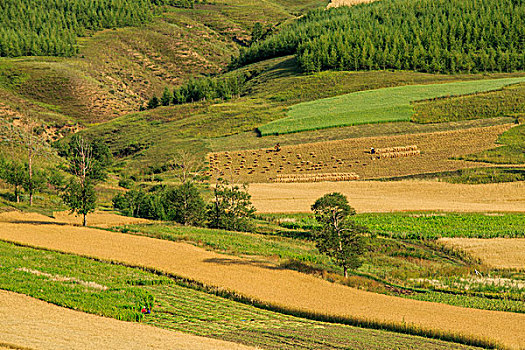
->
344, 266, 348, 278
83, 213, 87, 227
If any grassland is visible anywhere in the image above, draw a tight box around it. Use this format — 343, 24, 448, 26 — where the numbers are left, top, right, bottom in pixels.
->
1, 217, 524, 348
413, 83, 525, 124
257, 77, 525, 135
0, 241, 486, 350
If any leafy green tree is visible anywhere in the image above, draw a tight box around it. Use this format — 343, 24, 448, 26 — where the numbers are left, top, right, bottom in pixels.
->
207, 181, 255, 232
160, 87, 173, 106
60, 136, 111, 226
147, 95, 160, 109
311, 192, 366, 277
0, 159, 25, 203
164, 182, 205, 226
61, 178, 97, 226
22, 166, 47, 205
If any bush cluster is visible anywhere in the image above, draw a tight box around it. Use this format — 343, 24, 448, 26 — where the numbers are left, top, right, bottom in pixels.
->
113, 181, 256, 232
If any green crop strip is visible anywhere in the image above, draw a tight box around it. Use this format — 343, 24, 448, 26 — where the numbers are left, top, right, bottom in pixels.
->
257, 77, 525, 135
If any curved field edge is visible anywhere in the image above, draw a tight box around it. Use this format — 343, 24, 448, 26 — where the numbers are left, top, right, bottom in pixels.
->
0, 238, 501, 350
0, 223, 522, 349
257, 77, 525, 136
0, 241, 484, 350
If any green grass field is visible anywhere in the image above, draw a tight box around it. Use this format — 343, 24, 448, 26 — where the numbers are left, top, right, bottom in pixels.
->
257, 77, 525, 135
0, 241, 485, 350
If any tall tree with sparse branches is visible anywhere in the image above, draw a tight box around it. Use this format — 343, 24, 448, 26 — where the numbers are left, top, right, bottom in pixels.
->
60, 135, 111, 226
0, 113, 51, 205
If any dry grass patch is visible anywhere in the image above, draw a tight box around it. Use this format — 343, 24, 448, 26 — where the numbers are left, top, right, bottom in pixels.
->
439, 238, 525, 270
207, 124, 513, 183
0, 290, 253, 350
248, 180, 525, 213
0, 222, 524, 348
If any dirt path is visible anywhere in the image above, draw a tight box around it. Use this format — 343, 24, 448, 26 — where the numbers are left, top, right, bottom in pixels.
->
0, 221, 524, 348
0, 290, 255, 350
248, 180, 525, 213
440, 238, 525, 270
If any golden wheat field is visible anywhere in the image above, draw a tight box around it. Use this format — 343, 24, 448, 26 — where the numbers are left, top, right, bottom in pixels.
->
248, 180, 525, 213
0, 210, 149, 227
0, 290, 254, 350
1, 217, 524, 349
207, 125, 512, 183
439, 238, 525, 270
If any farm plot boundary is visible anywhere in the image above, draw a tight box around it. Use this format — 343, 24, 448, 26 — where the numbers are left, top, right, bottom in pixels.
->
258, 77, 525, 135
0, 220, 523, 348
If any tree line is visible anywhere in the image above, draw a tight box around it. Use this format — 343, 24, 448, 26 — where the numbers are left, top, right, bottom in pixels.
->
145, 72, 248, 109
232, 0, 525, 74
0, 0, 197, 57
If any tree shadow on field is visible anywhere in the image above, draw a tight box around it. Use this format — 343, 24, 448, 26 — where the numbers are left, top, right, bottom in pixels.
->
202, 258, 283, 270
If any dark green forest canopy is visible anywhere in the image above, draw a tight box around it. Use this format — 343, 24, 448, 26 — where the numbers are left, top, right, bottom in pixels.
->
234, 0, 525, 74
0, 0, 194, 57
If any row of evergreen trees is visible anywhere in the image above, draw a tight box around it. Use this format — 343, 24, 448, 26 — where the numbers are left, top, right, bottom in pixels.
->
0, 0, 196, 57
145, 73, 248, 109
232, 0, 525, 74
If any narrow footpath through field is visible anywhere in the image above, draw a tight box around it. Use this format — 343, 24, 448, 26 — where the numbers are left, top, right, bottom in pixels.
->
0, 218, 524, 348
248, 180, 525, 213
0, 290, 255, 350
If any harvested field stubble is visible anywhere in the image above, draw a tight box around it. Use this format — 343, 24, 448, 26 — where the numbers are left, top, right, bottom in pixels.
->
0, 210, 149, 227
248, 180, 525, 213
207, 125, 513, 183
439, 238, 525, 270
0, 216, 524, 349
0, 290, 254, 350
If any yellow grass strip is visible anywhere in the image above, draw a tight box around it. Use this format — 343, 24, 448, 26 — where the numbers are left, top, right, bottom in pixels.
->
439, 238, 525, 270
0, 210, 149, 228
248, 180, 525, 213
0, 221, 523, 348
0, 290, 254, 350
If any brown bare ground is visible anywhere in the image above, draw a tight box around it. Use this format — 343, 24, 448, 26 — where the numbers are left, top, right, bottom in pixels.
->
439, 238, 525, 270
248, 180, 525, 213
0, 290, 254, 350
327, 0, 377, 8
208, 125, 512, 183
0, 218, 524, 348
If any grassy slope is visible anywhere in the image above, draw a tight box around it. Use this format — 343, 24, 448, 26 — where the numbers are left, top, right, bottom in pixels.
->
257, 77, 525, 135
0, 240, 481, 350
83, 54, 525, 169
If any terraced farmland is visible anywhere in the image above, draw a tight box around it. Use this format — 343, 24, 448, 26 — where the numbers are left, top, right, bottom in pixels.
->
1, 216, 524, 348
208, 124, 512, 183
257, 77, 525, 135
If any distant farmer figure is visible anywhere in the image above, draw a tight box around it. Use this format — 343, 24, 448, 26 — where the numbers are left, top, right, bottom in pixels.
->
370, 147, 375, 154
274, 143, 281, 152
